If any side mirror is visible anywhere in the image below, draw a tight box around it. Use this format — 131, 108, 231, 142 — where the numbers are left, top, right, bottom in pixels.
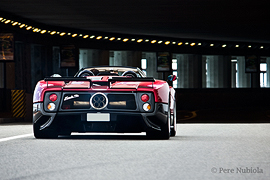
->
167, 75, 177, 82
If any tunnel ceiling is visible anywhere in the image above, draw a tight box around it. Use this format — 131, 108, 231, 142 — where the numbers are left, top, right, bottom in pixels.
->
0, 0, 269, 43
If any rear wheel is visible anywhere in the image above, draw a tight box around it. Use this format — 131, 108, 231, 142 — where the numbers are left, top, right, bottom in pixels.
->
33, 122, 58, 139
170, 100, 177, 137
147, 99, 171, 140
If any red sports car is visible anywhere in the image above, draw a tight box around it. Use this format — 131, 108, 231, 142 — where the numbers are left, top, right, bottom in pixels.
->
33, 66, 177, 139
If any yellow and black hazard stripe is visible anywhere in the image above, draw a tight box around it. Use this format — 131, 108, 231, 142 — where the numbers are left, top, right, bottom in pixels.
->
11, 90, 26, 118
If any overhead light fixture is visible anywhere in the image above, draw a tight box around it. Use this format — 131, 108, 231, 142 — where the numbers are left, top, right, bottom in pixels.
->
0, 17, 3, 21
123, 38, 129, 42
109, 37, 115, 41
185, 42, 189, 45
50, 31, 56, 35
40, 30, 46, 34
83, 35, 89, 38
117, 38, 121, 41
33, 28, 39, 32
248, 45, 252, 48
222, 44, 227, 48
235, 45, 239, 47
4, 20, 11, 24
145, 39, 149, 42
12, 22, 18, 26
198, 43, 202, 46
210, 44, 214, 46
131, 39, 136, 41
151, 40, 156, 44
137, 39, 143, 43
190, 43, 196, 46
60, 32, 66, 36
96, 36, 102, 40
104, 37, 108, 39
260, 46, 264, 49
90, 35, 95, 39
178, 42, 183, 45
172, 42, 176, 44
158, 41, 163, 44
26, 26, 32, 30
165, 41, 170, 45
72, 34, 78, 37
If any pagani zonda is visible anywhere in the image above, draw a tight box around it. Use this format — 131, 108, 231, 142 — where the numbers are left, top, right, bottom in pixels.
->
33, 66, 177, 139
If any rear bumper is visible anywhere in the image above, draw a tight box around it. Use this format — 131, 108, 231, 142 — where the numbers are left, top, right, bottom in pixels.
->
33, 102, 168, 133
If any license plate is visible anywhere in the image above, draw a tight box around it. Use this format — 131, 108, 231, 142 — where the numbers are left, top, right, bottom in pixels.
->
87, 113, 110, 122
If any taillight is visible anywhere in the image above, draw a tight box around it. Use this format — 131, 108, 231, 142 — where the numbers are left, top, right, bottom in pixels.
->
143, 103, 151, 111
141, 94, 149, 102
49, 94, 58, 102
47, 103, 56, 111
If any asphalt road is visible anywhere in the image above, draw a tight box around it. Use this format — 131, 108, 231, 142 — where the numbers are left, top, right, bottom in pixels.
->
0, 123, 270, 180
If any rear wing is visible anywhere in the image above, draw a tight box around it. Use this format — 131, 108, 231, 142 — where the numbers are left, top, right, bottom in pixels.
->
108, 77, 155, 89
44, 77, 93, 88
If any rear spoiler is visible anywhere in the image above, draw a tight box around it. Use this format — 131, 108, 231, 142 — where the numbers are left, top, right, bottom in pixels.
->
108, 77, 155, 89
44, 77, 93, 88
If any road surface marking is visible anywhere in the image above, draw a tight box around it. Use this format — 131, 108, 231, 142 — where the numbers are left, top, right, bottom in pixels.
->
0, 133, 33, 142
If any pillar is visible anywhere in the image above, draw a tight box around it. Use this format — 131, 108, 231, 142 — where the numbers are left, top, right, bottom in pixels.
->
0, 62, 3, 88
110, 51, 141, 67
79, 49, 109, 69
237, 56, 251, 88
206, 55, 231, 88
266, 57, 270, 87
145, 52, 163, 79
176, 54, 202, 88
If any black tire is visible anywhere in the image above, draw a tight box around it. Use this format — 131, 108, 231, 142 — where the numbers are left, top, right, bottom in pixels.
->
146, 97, 171, 140
33, 123, 58, 139
170, 100, 177, 137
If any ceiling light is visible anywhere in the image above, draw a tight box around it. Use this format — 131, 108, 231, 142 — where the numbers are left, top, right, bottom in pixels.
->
72, 34, 78, 37
190, 43, 196, 46
165, 41, 170, 45
123, 38, 129, 42
151, 40, 156, 44
222, 44, 227, 48
4, 20, 11, 24
104, 37, 108, 39
248, 45, 252, 48
235, 45, 239, 47
260, 46, 264, 49
131, 39, 136, 41
210, 44, 214, 46
198, 43, 202, 46
109, 37, 115, 41
172, 42, 176, 44
0, 17, 3, 21
40, 30, 46, 34
96, 36, 102, 40
137, 39, 143, 43
178, 42, 183, 45
60, 32, 66, 36
158, 41, 163, 44
12, 22, 18, 26
90, 35, 95, 39
26, 26, 32, 30
185, 42, 189, 45
117, 38, 121, 40
33, 28, 39, 32
83, 35, 89, 38
50, 31, 56, 35
145, 39, 149, 42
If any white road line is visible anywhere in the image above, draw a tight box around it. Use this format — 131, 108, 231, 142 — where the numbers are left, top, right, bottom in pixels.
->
0, 133, 33, 142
